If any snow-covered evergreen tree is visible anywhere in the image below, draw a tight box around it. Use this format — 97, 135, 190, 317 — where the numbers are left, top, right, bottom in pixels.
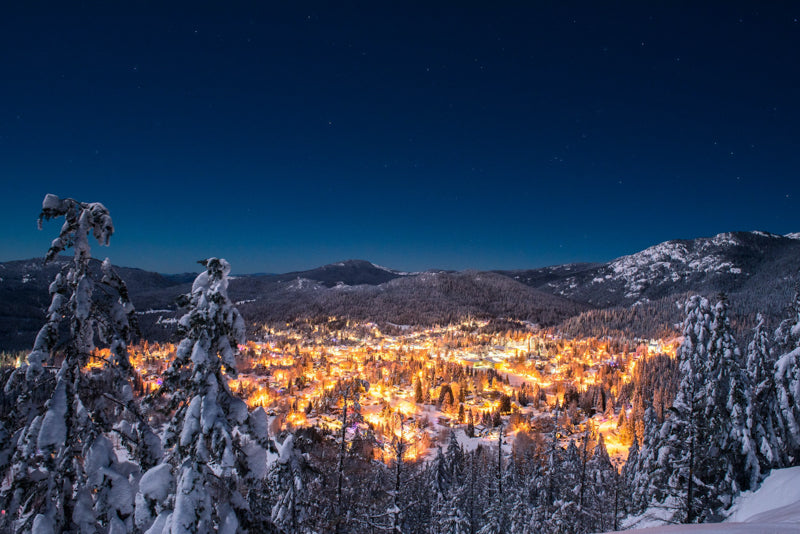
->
445, 429, 465, 485
586, 434, 617, 533
0, 420, 12, 477
140, 257, 250, 534
629, 405, 668, 515
1, 195, 141, 533
652, 295, 758, 522
476, 427, 507, 534
527, 460, 548, 533
331, 376, 369, 531
505, 489, 527, 534
746, 314, 787, 476
703, 296, 758, 502
659, 295, 714, 522
463, 445, 488, 534
620, 434, 639, 516
774, 292, 800, 464
268, 434, 311, 533
559, 438, 583, 523
431, 446, 451, 498
436, 488, 470, 534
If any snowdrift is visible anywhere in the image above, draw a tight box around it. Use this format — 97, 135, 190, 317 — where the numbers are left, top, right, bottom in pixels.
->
605, 466, 800, 533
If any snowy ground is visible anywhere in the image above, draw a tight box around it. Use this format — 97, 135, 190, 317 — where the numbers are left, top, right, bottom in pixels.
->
605, 466, 800, 533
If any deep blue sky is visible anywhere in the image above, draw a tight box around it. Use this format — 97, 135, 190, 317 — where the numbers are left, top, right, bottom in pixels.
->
1, 3, 798, 273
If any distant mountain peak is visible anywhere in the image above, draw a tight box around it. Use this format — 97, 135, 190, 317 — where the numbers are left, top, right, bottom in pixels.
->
323, 259, 375, 268
498, 230, 800, 309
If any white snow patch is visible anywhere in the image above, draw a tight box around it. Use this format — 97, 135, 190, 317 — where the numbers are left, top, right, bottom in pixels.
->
370, 262, 395, 273
285, 277, 323, 291
38, 380, 67, 450
609, 524, 799, 533
785, 232, 800, 240
369, 262, 418, 276
613, 466, 800, 533
728, 466, 800, 524
711, 232, 739, 247
139, 464, 174, 503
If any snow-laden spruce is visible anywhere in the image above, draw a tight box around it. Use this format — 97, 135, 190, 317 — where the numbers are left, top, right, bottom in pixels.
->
774, 292, 800, 463
703, 297, 758, 499
138, 258, 270, 534
628, 295, 760, 524
266, 434, 311, 533
746, 314, 788, 474
0, 195, 147, 534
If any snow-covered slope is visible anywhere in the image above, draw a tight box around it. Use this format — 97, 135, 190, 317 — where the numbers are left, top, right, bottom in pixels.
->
608, 466, 800, 533
726, 466, 800, 525
272, 259, 408, 287
504, 231, 800, 308
604, 232, 743, 298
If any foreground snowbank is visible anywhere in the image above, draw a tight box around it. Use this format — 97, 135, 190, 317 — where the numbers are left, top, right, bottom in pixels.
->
726, 466, 800, 524
608, 525, 798, 533
606, 466, 800, 533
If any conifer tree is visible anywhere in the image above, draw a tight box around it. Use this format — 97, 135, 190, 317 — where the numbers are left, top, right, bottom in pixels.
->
617, 408, 633, 445
660, 296, 712, 522
1, 195, 141, 533
655, 296, 757, 522
431, 446, 451, 497
477, 426, 506, 534
389, 415, 407, 534
445, 429, 465, 484
333, 377, 369, 531
774, 292, 800, 463
630, 405, 669, 516
466, 409, 475, 438
141, 258, 251, 533
268, 434, 309, 533
703, 296, 758, 503
464, 445, 485, 534
621, 435, 639, 515
746, 314, 786, 473
414, 378, 424, 403
436, 489, 470, 534
587, 434, 616, 533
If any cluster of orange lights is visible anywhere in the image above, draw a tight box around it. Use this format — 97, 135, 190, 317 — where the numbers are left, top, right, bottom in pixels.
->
77, 323, 677, 464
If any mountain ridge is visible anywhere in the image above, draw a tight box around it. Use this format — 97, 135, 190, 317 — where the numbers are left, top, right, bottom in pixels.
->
2, 230, 799, 350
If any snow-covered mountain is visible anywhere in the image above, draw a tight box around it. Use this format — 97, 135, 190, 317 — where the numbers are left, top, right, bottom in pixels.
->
269, 259, 411, 287
500, 231, 800, 308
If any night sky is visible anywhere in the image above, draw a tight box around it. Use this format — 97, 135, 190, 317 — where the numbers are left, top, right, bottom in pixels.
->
1, 3, 799, 274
